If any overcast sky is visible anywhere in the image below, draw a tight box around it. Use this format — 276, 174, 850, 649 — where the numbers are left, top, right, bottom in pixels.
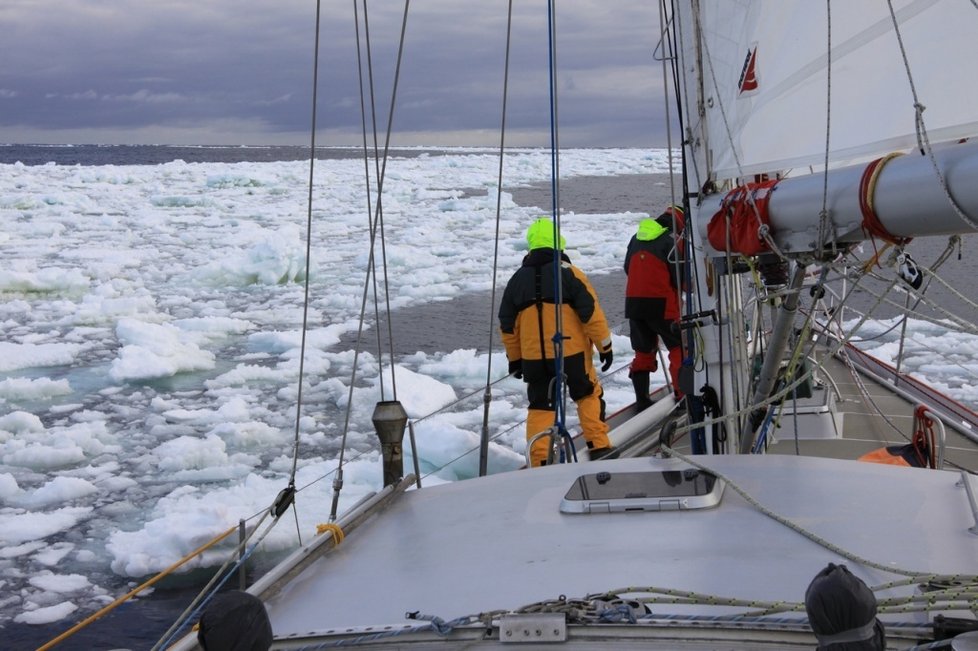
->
0, 1, 673, 148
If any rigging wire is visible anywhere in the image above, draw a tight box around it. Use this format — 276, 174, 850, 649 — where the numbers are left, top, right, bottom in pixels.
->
280, 0, 328, 547
816, 0, 834, 258
667, 264, 895, 441
656, 3, 704, 431
830, 245, 978, 343
657, 1, 699, 407
478, 0, 515, 477
545, 0, 570, 449
329, 0, 412, 522
827, 318, 927, 446
354, 0, 388, 403
855, 270, 978, 335
367, 3, 401, 402
662, 4, 704, 325
827, 300, 978, 385
673, 0, 706, 195
689, 7, 767, 446
655, 2, 678, 208
365, 0, 403, 402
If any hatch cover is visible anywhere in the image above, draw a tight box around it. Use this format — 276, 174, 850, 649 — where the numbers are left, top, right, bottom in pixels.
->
559, 468, 724, 514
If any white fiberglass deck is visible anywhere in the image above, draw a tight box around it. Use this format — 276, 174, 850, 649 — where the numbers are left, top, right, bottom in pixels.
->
263, 454, 978, 639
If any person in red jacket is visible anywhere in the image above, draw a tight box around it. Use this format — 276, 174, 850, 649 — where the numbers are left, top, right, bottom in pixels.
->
499, 218, 616, 466
624, 206, 685, 409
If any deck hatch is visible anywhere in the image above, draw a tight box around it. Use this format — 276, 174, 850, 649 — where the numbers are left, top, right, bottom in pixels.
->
559, 468, 724, 514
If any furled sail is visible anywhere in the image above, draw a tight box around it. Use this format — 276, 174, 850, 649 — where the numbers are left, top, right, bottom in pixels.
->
679, 0, 978, 182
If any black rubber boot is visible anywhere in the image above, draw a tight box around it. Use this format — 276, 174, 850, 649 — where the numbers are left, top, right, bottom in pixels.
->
589, 446, 619, 461
630, 371, 653, 412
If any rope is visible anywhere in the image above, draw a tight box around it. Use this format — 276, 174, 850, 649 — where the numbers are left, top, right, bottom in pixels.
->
917, 257, 978, 318
834, 307, 978, 385
315, 522, 346, 544
675, 226, 978, 451
151, 509, 272, 649
808, 285, 977, 475
155, 518, 279, 650
698, 20, 746, 180
884, 0, 978, 233
838, 339, 914, 441
660, 443, 978, 582
37, 526, 237, 651
858, 152, 909, 246
669, 256, 897, 443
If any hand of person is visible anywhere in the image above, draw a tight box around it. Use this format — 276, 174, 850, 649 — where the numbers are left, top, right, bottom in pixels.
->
508, 359, 523, 379
599, 348, 613, 372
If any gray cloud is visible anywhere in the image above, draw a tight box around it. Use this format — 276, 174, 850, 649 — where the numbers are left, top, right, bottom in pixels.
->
0, 1, 671, 147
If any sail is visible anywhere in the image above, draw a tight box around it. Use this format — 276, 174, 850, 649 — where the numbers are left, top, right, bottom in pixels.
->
679, 0, 978, 182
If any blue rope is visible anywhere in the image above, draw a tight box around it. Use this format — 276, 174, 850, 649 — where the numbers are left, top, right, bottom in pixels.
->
598, 604, 638, 624
287, 614, 477, 649
752, 406, 776, 454
156, 542, 262, 649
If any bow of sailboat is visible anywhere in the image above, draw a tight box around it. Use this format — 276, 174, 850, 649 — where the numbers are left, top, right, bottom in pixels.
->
154, 1, 978, 649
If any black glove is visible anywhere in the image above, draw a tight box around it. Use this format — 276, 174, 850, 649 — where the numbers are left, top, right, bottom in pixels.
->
599, 348, 613, 372
508, 359, 523, 379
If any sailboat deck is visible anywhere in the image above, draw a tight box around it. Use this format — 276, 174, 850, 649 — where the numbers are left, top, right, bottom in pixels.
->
253, 454, 978, 648
764, 349, 978, 472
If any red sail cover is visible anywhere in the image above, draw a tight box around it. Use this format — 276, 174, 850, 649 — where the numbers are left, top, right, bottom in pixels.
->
707, 179, 780, 255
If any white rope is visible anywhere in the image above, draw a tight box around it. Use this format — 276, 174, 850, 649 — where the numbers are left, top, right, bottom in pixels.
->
660, 443, 977, 581
884, 0, 978, 232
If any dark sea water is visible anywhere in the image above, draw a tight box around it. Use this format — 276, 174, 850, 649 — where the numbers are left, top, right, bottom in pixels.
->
3, 144, 976, 650
0, 143, 476, 167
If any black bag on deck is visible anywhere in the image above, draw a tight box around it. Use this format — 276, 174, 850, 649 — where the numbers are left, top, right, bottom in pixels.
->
805, 563, 885, 650
197, 590, 273, 651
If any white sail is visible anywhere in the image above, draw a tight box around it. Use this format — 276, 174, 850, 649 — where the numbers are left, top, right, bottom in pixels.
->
680, 0, 978, 182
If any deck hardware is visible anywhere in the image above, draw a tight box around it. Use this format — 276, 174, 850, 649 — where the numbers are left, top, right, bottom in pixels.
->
958, 471, 978, 535
499, 614, 566, 643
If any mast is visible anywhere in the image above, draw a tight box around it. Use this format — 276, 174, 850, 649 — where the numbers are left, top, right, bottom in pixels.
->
674, 0, 753, 454
672, 1, 978, 455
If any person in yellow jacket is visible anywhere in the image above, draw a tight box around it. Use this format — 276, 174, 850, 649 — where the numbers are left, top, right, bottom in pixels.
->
498, 218, 616, 466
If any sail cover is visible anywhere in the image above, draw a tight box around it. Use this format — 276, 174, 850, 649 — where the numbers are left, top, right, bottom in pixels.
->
677, 0, 978, 181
